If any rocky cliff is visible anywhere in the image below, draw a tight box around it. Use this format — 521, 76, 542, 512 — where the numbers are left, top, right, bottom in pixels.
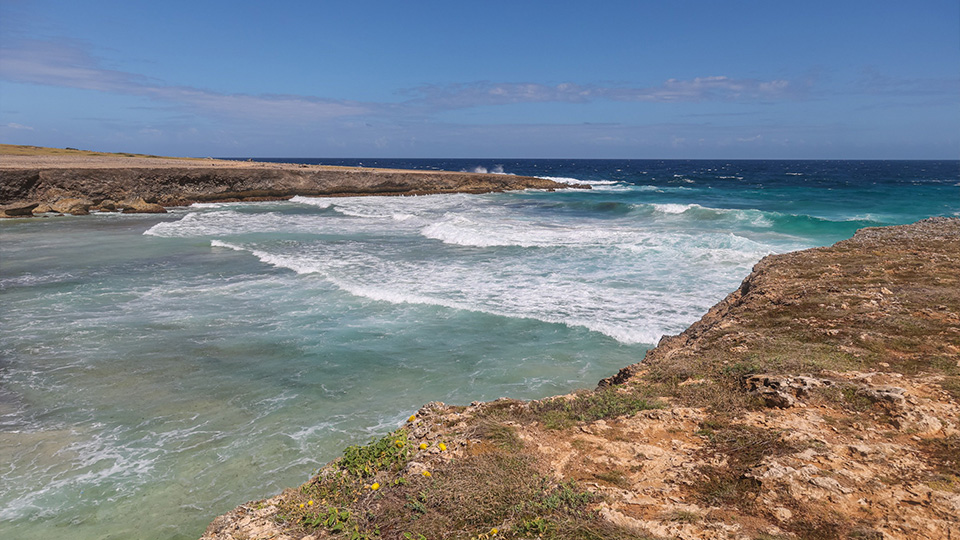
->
200, 217, 960, 540
0, 166, 572, 216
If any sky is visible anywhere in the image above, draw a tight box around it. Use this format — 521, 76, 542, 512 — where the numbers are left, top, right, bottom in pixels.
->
0, 0, 957, 159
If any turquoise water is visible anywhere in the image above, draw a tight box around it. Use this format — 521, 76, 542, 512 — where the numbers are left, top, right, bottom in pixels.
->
1, 160, 957, 539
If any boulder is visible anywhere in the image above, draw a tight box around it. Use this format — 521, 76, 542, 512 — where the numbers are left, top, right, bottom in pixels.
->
120, 197, 167, 214
97, 199, 118, 212
745, 374, 830, 408
32, 203, 53, 214
0, 201, 39, 217
50, 197, 93, 215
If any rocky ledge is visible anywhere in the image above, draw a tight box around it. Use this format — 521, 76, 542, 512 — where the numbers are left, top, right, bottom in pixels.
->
0, 154, 577, 217
199, 217, 959, 540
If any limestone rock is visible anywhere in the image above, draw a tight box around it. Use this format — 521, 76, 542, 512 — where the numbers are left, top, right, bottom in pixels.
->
0, 201, 38, 217
0, 165, 579, 209
50, 197, 93, 215
745, 374, 830, 408
120, 197, 167, 214
97, 199, 117, 212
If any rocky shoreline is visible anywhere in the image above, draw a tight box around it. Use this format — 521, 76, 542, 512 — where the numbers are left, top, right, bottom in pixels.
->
0, 150, 577, 217
201, 218, 960, 540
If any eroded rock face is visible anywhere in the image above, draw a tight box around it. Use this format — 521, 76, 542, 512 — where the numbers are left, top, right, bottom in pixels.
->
0, 166, 577, 210
745, 374, 833, 408
0, 201, 38, 217
198, 218, 960, 540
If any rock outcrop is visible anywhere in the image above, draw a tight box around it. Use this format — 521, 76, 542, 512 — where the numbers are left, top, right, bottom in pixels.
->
119, 196, 167, 214
0, 165, 575, 216
49, 197, 94, 215
0, 201, 39, 217
199, 218, 960, 540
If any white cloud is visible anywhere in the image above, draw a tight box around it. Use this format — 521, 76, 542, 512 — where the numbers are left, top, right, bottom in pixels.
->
405, 76, 803, 110
0, 40, 371, 123
4, 122, 34, 130
0, 38, 809, 127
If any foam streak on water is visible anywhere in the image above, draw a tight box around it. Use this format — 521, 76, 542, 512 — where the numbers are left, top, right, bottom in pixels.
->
1, 159, 956, 539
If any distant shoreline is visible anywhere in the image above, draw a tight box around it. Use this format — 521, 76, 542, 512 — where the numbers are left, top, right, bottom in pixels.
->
0, 145, 582, 217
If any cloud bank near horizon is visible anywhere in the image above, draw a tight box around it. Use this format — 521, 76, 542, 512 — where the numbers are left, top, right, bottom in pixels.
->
0, 39, 815, 126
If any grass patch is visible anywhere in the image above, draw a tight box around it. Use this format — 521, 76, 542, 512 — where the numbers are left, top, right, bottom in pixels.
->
693, 420, 796, 510
592, 470, 630, 489
937, 376, 960, 401
363, 450, 647, 539
469, 420, 523, 451
340, 430, 412, 478
920, 435, 959, 478
276, 422, 649, 540
530, 386, 663, 430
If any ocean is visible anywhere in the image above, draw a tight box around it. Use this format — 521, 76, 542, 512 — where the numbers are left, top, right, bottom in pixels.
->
1, 159, 957, 539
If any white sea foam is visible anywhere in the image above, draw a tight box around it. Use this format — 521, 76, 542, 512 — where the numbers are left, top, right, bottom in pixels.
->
209, 222, 770, 345
536, 175, 619, 186
143, 190, 787, 346
468, 164, 508, 174
289, 195, 334, 208
652, 203, 697, 214
189, 202, 233, 209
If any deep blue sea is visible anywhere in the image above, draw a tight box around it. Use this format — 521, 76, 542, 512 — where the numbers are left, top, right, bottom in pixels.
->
1, 159, 957, 539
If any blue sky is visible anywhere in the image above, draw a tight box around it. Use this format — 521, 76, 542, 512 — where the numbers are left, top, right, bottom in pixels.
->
1, 0, 957, 158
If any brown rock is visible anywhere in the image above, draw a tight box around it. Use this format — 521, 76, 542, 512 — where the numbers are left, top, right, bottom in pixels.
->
120, 197, 167, 214
0, 165, 581, 208
97, 199, 117, 212
50, 197, 93, 215
0, 201, 38, 217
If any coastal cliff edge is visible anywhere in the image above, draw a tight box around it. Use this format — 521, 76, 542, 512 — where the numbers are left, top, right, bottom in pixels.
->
0, 146, 577, 216
200, 218, 960, 540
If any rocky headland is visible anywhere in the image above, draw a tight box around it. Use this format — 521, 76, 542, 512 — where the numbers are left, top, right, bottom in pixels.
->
0, 145, 576, 217
201, 218, 960, 540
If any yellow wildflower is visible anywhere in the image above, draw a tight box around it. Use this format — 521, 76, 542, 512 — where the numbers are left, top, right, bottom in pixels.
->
370, 482, 380, 491
422, 470, 432, 477
298, 503, 304, 509
419, 442, 428, 450
438, 442, 447, 451
491, 527, 498, 535
395, 439, 404, 448
408, 415, 416, 422
307, 500, 314, 506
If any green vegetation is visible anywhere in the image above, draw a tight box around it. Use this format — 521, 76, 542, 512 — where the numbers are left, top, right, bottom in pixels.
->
276, 422, 649, 540
340, 430, 412, 478
530, 386, 663, 430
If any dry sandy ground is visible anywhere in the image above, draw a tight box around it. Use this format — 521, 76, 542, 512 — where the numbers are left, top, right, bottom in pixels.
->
0, 153, 429, 174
